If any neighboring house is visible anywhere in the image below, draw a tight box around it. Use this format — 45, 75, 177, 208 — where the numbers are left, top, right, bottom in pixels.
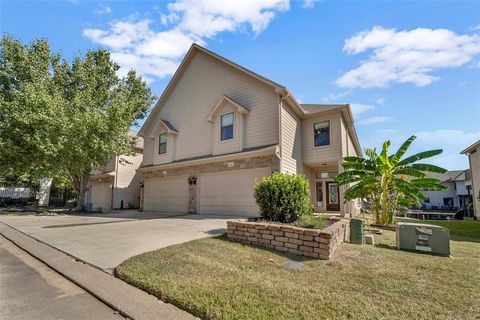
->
461, 140, 480, 218
87, 131, 143, 211
419, 170, 471, 210
137, 44, 362, 217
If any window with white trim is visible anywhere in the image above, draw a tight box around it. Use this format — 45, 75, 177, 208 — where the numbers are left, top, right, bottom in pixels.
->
221, 113, 234, 141
158, 133, 167, 154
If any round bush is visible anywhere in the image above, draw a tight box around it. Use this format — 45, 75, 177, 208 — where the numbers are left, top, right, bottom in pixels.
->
254, 172, 312, 223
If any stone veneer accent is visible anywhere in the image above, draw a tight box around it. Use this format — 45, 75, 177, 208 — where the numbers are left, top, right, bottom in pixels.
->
227, 219, 349, 260
141, 155, 280, 179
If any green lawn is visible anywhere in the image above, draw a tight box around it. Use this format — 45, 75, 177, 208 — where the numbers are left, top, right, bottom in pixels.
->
116, 219, 480, 320
397, 218, 480, 242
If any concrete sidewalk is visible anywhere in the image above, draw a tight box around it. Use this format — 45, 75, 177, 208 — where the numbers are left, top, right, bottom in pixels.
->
0, 222, 196, 320
0, 236, 122, 320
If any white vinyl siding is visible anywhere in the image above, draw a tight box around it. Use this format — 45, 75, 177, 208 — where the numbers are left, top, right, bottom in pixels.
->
198, 167, 271, 216
213, 103, 243, 156
340, 117, 358, 158
113, 152, 142, 209
144, 51, 279, 162
280, 102, 303, 174
153, 129, 176, 165
142, 139, 154, 166
302, 112, 342, 165
143, 176, 188, 212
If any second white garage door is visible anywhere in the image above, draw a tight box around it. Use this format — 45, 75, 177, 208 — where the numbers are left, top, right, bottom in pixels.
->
198, 167, 271, 216
143, 176, 188, 212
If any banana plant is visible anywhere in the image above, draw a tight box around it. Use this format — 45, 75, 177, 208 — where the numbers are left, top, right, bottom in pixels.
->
335, 135, 447, 225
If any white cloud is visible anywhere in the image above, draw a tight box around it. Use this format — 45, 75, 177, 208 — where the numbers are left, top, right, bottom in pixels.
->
95, 5, 112, 15
375, 97, 385, 105
470, 24, 480, 31
322, 90, 351, 102
337, 26, 480, 88
167, 0, 289, 37
414, 130, 480, 170
357, 116, 394, 125
83, 0, 289, 82
110, 52, 180, 82
350, 103, 374, 115
83, 20, 152, 50
302, 0, 318, 8
415, 130, 480, 148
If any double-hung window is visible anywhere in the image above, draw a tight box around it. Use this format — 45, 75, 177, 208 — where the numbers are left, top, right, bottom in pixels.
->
221, 113, 234, 141
158, 133, 167, 154
314, 121, 330, 147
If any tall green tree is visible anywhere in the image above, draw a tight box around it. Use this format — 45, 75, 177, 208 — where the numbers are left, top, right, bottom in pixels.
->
335, 135, 448, 225
0, 36, 155, 208
0, 36, 66, 182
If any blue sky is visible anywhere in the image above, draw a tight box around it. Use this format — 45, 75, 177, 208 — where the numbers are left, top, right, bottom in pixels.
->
2, 0, 479, 170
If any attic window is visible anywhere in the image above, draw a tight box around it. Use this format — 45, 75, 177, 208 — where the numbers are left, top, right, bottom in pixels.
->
221, 113, 234, 141
158, 133, 167, 154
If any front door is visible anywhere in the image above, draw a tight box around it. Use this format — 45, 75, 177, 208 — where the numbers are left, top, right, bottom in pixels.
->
326, 182, 340, 211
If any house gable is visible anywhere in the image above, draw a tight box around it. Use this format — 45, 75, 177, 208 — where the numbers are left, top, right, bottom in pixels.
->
140, 45, 281, 166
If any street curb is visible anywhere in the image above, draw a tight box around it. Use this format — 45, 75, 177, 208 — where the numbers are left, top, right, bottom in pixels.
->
0, 222, 197, 320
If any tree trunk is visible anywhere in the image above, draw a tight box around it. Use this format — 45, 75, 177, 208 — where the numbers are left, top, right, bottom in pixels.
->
74, 174, 88, 211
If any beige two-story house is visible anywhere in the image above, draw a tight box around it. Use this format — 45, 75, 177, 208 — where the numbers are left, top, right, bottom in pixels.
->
87, 131, 143, 211
138, 44, 362, 217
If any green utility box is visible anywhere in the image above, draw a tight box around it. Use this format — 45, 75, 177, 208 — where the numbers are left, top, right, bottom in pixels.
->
350, 218, 365, 244
396, 222, 450, 256
86, 202, 93, 213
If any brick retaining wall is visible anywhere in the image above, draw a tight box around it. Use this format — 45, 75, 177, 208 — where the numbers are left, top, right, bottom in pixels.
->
227, 219, 349, 260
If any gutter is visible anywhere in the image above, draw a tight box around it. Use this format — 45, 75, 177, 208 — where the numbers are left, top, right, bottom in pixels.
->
277, 88, 306, 118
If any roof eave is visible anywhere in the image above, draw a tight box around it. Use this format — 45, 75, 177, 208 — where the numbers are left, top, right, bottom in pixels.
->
461, 140, 480, 154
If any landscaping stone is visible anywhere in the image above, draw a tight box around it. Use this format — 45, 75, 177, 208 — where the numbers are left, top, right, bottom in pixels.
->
365, 234, 375, 245
227, 219, 349, 260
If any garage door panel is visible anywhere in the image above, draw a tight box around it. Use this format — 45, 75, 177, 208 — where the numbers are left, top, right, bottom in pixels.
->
143, 176, 188, 212
199, 167, 271, 216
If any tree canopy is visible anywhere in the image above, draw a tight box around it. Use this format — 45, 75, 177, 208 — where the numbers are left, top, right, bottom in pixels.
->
0, 35, 156, 207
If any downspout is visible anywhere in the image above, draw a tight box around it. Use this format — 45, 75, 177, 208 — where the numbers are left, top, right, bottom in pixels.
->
278, 93, 283, 173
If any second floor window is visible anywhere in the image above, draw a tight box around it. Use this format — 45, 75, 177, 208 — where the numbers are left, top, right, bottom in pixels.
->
314, 121, 330, 147
221, 113, 234, 141
159, 133, 167, 154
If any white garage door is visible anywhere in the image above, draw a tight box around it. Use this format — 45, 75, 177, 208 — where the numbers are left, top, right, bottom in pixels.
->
90, 183, 112, 211
143, 176, 188, 212
199, 167, 271, 216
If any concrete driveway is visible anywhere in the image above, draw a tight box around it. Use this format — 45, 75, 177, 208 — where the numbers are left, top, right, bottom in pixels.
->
0, 211, 237, 272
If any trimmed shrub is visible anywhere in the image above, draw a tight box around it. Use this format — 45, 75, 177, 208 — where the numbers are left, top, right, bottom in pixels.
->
254, 172, 312, 223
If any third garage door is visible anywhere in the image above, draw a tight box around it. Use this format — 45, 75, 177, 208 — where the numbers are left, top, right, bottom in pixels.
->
143, 176, 188, 212
198, 167, 271, 216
